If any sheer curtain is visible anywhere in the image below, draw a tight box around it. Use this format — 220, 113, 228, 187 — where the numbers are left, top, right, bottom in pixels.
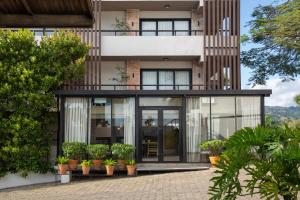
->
159, 71, 173, 90
175, 71, 190, 90
65, 98, 91, 143
142, 71, 157, 90
236, 97, 261, 129
124, 98, 135, 145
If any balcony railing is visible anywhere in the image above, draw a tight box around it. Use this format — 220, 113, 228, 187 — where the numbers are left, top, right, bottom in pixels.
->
59, 84, 208, 91
101, 30, 204, 36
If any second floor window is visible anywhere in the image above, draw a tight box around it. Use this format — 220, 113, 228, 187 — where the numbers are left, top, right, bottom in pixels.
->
141, 69, 191, 90
140, 19, 191, 36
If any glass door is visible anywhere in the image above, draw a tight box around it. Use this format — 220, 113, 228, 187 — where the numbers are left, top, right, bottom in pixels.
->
140, 108, 181, 162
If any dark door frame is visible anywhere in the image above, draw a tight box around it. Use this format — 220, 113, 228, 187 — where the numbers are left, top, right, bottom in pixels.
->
138, 106, 183, 163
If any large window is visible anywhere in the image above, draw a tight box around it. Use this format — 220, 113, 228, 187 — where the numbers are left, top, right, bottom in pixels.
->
140, 19, 191, 36
141, 70, 191, 90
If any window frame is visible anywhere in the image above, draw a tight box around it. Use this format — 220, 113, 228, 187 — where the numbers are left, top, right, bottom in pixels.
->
140, 18, 191, 36
141, 69, 192, 90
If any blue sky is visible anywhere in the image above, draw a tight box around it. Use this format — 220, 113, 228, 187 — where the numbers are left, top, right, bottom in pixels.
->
240, 0, 299, 107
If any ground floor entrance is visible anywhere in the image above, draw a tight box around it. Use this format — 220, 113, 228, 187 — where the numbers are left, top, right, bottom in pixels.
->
139, 107, 182, 162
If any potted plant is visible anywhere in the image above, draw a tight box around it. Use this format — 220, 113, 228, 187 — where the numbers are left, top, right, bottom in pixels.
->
111, 144, 135, 170
80, 160, 93, 175
87, 144, 109, 170
62, 142, 87, 170
103, 158, 117, 176
56, 156, 69, 175
199, 140, 225, 166
126, 159, 136, 176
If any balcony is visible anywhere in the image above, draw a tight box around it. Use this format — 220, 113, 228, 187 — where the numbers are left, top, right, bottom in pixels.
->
101, 30, 204, 61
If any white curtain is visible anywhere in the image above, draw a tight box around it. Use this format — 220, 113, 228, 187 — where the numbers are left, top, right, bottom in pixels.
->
124, 98, 135, 145
159, 71, 173, 90
175, 71, 190, 90
186, 98, 202, 162
142, 71, 157, 90
237, 97, 261, 129
65, 98, 91, 143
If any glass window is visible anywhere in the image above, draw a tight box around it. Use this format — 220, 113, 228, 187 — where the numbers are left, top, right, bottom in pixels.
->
142, 71, 157, 90
211, 97, 235, 139
236, 97, 261, 130
141, 21, 156, 36
112, 99, 125, 143
174, 21, 189, 36
175, 71, 190, 90
158, 21, 173, 36
139, 97, 182, 107
159, 71, 173, 90
186, 97, 210, 162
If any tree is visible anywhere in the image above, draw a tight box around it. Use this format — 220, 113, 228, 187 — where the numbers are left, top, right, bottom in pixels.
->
242, 0, 300, 86
295, 94, 300, 105
209, 126, 300, 200
0, 30, 89, 177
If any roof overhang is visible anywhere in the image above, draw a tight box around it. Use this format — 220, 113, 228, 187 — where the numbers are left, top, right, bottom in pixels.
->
0, 0, 94, 28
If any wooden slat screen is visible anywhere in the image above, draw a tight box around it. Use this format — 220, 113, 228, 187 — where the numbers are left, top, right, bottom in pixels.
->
203, 0, 240, 90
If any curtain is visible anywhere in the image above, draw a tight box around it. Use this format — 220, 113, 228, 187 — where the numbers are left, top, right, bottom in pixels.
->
65, 98, 91, 143
159, 71, 173, 90
142, 71, 157, 90
124, 98, 135, 145
175, 71, 190, 90
186, 98, 202, 162
158, 21, 172, 36
237, 97, 261, 129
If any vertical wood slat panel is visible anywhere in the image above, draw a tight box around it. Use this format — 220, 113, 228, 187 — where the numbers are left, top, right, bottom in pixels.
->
237, 0, 241, 89
207, 0, 211, 90
220, 0, 224, 89
232, 0, 237, 90
212, 0, 216, 90
229, 0, 233, 89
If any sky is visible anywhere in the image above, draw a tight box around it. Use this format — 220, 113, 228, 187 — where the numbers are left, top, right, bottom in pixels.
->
240, 0, 299, 107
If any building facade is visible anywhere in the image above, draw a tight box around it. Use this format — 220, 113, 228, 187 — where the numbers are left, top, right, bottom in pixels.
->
53, 0, 271, 163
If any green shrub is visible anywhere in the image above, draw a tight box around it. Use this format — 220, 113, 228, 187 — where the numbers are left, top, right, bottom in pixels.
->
80, 160, 93, 167
199, 140, 225, 156
103, 158, 117, 166
126, 159, 136, 166
111, 144, 135, 160
209, 126, 300, 200
87, 144, 109, 160
62, 142, 87, 160
56, 156, 69, 164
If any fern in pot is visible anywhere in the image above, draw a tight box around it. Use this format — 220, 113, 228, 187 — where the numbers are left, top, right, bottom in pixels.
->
111, 144, 135, 170
87, 144, 109, 170
62, 142, 87, 170
103, 158, 117, 176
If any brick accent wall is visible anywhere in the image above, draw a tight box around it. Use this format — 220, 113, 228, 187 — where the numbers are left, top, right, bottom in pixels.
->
191, 9, 203, 35
126, 60, 140, 90
126, 9, 140, 36
192, 59, 205, 90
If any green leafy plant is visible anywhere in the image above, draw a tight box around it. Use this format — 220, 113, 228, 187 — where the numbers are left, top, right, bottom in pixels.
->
126, 159, 136, 166
113, 18, 130, 35
209, 126, 300, 200
87, 144, 109, 160
111, 144, 135, 160
56, 156, 69, 164
199, 140, 225, 156
62, 142, 87, 160
103, 158, 117, 166
80, 160, 93, 167
0, 30, 88, 177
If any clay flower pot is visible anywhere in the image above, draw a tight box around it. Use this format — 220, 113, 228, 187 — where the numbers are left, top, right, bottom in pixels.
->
105, 165, 115, 176
92, 160, 102, 170
82, 165, 91, 175
209, 156, 220, 166
117, 160, 126, 170
127, 165, 136, 176
68, 159, 79, 170
58, 164, 68, 175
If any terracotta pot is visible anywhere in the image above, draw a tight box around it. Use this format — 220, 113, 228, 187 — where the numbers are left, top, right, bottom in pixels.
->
209, 156, 220, 166
82, 165, 91, 175
68, 159, 79, 170
105, 165, 115, 176
117, 160, 126, 170
58, 164, 68, 175
92, 160, 102, 170
127, 165, 136, 176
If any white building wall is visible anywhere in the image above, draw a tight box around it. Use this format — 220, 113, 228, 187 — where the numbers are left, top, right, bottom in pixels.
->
140, 11, 191, 18
141, 61, 192, 69
101, 61, 126, 85
101, 11, 126, 30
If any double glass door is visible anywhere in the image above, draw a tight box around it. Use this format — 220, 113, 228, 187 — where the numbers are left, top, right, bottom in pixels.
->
140, 108, 182, 162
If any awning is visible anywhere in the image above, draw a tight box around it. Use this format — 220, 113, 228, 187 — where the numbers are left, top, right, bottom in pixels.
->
0, 0, 94, 27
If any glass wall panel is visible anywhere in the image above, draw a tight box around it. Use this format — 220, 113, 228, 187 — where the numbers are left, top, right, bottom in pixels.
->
186, 97, 210, 162
159, 71, 173, 90
142, 71, 157, 90
236, 96, 261, 129
158, 21, 173, 36
112, 99, 125, 143
141, 21, 156, 36
174, 21, 189, 36
175, 71, 190, 90
211, 97, 235, 139
139, 97, 182, 107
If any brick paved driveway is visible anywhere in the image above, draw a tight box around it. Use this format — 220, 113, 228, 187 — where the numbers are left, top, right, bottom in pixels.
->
0, 169, 265, 200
